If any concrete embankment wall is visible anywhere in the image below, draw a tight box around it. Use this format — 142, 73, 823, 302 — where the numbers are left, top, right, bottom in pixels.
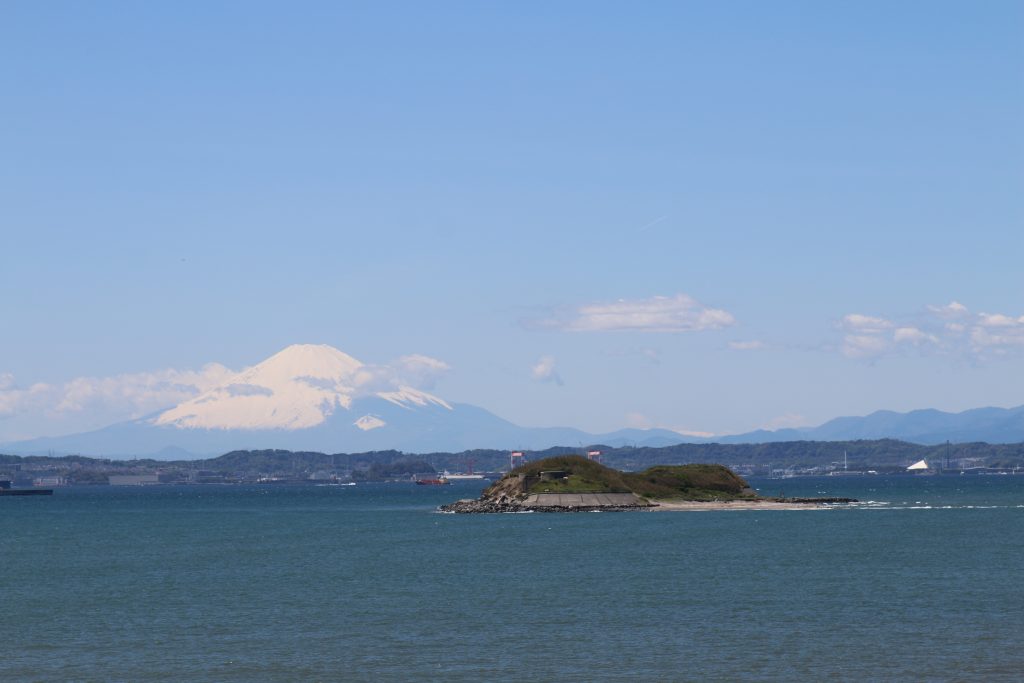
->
521, 492, 651, 508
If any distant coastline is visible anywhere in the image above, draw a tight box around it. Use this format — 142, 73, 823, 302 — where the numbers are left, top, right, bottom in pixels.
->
2, 439, 1022, 487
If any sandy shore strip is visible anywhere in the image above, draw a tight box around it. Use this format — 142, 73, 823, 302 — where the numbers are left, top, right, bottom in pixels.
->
650, 499, 834, 511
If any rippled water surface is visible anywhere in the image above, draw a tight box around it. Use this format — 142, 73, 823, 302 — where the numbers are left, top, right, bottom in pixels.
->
3, 475, 1022, 681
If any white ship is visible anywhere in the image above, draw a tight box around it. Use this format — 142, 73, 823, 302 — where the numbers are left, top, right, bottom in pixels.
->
442, 470, 486, 481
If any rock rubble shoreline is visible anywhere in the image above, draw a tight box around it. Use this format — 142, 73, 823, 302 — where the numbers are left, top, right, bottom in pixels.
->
439, 496, 858, 513
439, 499, 648, 513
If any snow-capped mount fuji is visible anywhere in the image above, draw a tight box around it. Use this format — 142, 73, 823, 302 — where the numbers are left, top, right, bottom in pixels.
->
3, 344, 688, 458
153, 344, 450, 432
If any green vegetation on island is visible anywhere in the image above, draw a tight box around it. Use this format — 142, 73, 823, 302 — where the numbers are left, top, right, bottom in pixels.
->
623, 463, 754, 500
489, 455, 755, 501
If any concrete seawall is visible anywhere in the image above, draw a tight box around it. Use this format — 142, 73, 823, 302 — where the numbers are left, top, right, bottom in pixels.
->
522, 492, 651, 508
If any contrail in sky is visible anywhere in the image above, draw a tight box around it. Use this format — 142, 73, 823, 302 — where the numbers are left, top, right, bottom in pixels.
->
637, 215, 668, 231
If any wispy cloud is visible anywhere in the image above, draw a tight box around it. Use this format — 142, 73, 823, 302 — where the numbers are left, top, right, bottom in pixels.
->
0, 364, 236, 419
841, 314, 893, 333
760, 413, 809, 431
728, 340, 765, 351
300, 354, 452, 396
0, 363, 236, 441
604, 347, 663, 365
626, 411, 713, 437
636, 215, 668, 232
528, 294, 735, 333
389, 354, 451, 390
927, 301, 970, 319
838, 301, 1024, 360
530, 355, 563, 386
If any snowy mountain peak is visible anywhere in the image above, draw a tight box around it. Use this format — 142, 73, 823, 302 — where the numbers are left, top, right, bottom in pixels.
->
153, 343, 450, 431
241, 344, 365, 383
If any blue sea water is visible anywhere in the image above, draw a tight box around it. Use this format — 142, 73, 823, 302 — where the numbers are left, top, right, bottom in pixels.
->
2, 475, 1023, 682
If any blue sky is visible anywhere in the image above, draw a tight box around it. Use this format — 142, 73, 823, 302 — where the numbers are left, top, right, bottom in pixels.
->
2, 1, 1022, 441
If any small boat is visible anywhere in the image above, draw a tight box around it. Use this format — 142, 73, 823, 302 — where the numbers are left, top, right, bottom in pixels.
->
907, 459, 932, 474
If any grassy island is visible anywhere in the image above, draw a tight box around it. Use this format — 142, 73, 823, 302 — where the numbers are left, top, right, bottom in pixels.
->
439, 455, 805, 513
500, 455, 755, 501
440, 455, 856, 512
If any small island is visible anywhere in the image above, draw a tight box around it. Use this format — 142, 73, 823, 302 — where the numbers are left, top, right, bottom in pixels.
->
439, 455, 855, 513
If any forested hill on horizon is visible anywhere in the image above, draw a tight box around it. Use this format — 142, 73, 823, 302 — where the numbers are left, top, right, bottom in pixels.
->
4, 439, 1024, 483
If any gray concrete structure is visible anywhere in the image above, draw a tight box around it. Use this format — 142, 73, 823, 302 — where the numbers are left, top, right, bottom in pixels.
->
522, 492, 651, 508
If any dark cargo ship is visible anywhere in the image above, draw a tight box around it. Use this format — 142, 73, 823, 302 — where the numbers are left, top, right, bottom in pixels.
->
0, 480, 53, 496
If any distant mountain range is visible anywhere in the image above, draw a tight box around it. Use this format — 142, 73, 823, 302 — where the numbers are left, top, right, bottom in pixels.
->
2, 343, 1021, 458
719, 406, 1024, 446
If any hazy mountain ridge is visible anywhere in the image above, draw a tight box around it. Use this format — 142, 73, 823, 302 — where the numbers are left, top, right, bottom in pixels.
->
720, 405, 1024, 445
2, 398, 685, 459
9, 400, 1023, 459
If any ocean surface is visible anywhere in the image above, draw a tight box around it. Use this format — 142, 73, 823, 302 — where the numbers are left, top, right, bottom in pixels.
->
2, 475, 1023, 682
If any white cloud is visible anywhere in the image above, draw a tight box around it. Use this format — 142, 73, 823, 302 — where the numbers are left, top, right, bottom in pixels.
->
52, 364, 235, 415
927, 301, 969, 318
970, 326, 1024, 354
0, 364, 235, 422
531, 355, 563, 386
837, 314, 898, 357
841, 334, 891, 359
978, 313, 1023, 328
841, 314, 893, 332
532, 294, 735, 333
626, 412, 713, 437
893, 327, 938, 345
337, 354, 452, 395
728, 340, 765, 351
0, 364, 236, 441
0, 381, 51, 418
390, 354, 451, 389
837, 301, 1024, 360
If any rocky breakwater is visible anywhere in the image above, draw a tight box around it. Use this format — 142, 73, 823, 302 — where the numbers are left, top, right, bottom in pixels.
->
440, 496, 529, 514
440, 492, 653, 514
